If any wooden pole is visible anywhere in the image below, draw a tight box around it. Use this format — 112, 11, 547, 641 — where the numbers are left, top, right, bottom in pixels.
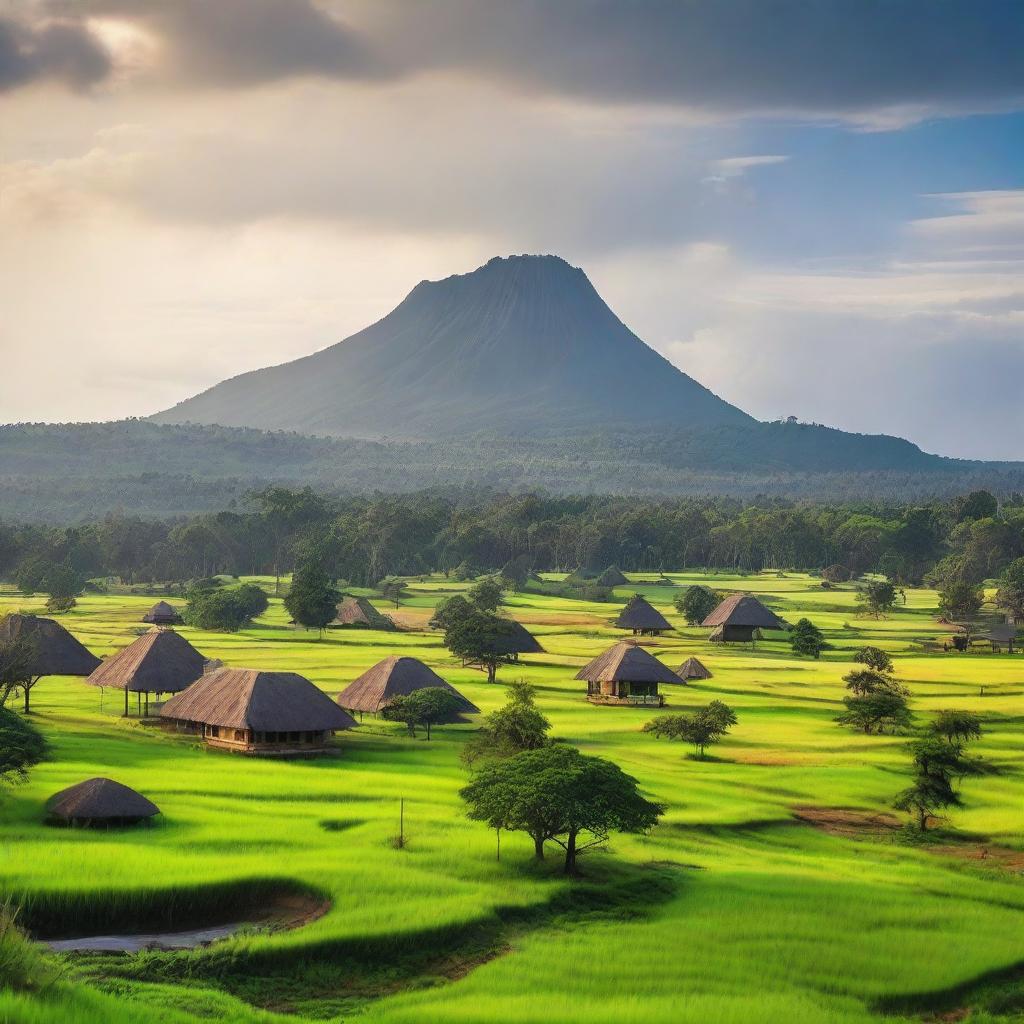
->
124, 686, 129, 717
399, 796, 404, 848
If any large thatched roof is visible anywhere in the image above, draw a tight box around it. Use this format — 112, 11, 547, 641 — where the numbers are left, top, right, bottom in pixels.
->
86, 628, 206, 694
142, 601, 183, 625
676, 657, 712, 681
613, 595, 672, 632
596, 566, 629, 587
0, 614, 100, 677
491, 619, 544, 655
332, 596, 393, 629
702, 593, 787, 630
161, 668, 355, 732
337, 656, 479, 714
575, 642, 680, 684
47, 778, 160, 823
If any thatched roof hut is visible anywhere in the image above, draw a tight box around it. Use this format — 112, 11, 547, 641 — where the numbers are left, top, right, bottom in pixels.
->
613, 595, 672, 635
676, 657, 712, 681
332, 596, 394, 629
0, 614, 100, 677
702, 593, 787, 642
47, 778, 159, 827
576, 641, 678, 706
596, 566, 629, 587
988, 623, 1018, 652
142, 601, 183, 625
337, 655, 479, 715
86, 628, 206, 716
491, 619, 544, 657
160, 668, 355, 755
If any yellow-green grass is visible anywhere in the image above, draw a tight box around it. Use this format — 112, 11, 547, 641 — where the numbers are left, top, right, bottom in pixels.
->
0, 574, 1022, 1023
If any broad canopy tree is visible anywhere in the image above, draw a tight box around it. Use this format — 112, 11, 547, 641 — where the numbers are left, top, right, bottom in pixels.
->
460, 745, 663, 874
285, 562, 340, 635
643, 700, 738, 758
673, 585, 719, 626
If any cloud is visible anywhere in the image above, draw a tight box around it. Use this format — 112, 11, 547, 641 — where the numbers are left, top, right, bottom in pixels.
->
0, 13, 110, 91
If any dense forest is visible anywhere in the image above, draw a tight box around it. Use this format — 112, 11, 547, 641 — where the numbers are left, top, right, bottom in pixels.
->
3, 486, 1023, 596
5, 421, 1024, 521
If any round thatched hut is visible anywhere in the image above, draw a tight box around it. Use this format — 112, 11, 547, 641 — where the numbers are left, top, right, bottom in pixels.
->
613, 595, 672, 636
47, 778, 160, 828
331, 596, 395, 630
160, 668, 355, 756
596, 566, 629, 587
337, 655, 479, 716
86, 628, 206, 717
702, 593, 788, 643
0, 614, 100, 712
576, 641, 679, 707
142, 601, 184, 626
490, 619, 544, 658
676, 657, 712, 682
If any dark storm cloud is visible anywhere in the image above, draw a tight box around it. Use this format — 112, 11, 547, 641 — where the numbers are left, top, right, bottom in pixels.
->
0, 14, 110, 92
378, 0, 1024, 118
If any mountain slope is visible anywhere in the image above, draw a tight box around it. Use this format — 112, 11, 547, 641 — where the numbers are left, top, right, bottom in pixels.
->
152, 254, 752, 438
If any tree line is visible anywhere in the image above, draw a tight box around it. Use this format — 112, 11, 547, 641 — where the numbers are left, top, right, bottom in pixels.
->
3, 487, 1024, 595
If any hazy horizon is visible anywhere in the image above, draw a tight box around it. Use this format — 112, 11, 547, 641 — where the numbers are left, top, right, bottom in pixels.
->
3, 1, 1023, 459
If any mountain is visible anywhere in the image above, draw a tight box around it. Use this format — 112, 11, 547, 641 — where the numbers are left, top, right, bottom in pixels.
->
152, 254, 753, 438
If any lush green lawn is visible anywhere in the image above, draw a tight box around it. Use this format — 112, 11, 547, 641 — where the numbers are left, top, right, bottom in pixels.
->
1, 573, 1022, 1023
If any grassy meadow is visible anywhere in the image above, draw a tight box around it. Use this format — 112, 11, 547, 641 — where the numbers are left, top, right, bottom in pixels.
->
1, 572, 1022, 1023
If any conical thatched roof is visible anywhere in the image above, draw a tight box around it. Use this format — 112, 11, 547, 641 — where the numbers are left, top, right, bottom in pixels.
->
337, 656, 479, 714
613, 595, 672, 632
142, 601, 183, 625
491, 619, 544, 655
676, 657, 712, 681
0, 614, 100, 677
47, 778, 160, 823
596, 566, 629, 587
332, 596, 394, 629
161, 668, 355, 732
86, 628, 206, 694
702, 593, 787, 630
575, 642, 680, 684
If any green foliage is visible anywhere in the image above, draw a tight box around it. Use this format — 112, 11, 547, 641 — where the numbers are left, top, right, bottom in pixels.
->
929, 709, 982, 746
853, 646, 893, 673
499, 555, 533, 591
44, 595, 76, 614
376, 576, 409, 608
43, 561, 85, 602
0, 708, 46, 784
233, 583, 269, 620
954, 490, 998, 523
461, 745, 664, 874
184, 587, 262, 632
462, 681, 551, 764
856, 579, 899, 617
0, 901, 59, 995
937, 581, 984, 622
429, 594, 472, 632
643, 700, 738, 758
789, 618, 825, 659
380, 688, 466, 740
467, 575, 505, 612
443, 609, 518, 683
673, 584, 719, 625
837, 670, 912, 734
0, 634, 37, 710
284, 563, 340, 633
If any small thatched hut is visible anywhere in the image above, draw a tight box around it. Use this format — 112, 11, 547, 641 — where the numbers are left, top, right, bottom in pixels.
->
0, 614, 100, 712
613, 595, 672, 636
491, 619, 544, 658
987, 624, 1018, 654
86, 628, 206, 717
596, 566, 629, 587
160, 668, 355, 756
337, 655, 479, 716
575, 641, 678, 706
47, 778, 160, 828
702, 593, 787, 643
676, 657, 712, 681
142, 601, 183, 625
331, 596, 394, 630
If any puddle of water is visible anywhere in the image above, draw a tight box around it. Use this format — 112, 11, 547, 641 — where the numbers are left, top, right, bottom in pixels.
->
46, 923, 243, 953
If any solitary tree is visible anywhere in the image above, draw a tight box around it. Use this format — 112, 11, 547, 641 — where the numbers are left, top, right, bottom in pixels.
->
856, 580, 899, 618
643, 700, 738, 759
380, 687, 466, 740
285, 562, 341, 635
842, 668, 906, 697
444, 609, 518, 683
790, 618, 825, 659
837, 688, 912, 734
853, 646, 894, 673
467, 575, 505, 612
460, 745, 664, 874
929, 709, 982, 746
894, 771, 962, 832
673, 585, 719, 626
462, 681, 551, 764
938, 582, 984, 622
376, 576, 408, 609
44, 561, 85, 614
429, 594, 472, 632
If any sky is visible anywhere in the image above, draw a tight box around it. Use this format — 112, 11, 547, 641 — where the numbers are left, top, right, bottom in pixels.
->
2, 0, 1023, 460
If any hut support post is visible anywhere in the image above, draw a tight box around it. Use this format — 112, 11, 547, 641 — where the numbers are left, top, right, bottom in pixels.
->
124, 686, 129, 717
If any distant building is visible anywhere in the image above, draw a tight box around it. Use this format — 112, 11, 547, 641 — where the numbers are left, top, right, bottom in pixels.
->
47, 778, 160, 829
702, 593, 787, 643
613, 595, 672, 636
676, 657, 712, 681
142, 601, 184, 626
337, 655, 478, 717
576, 641, 679, 707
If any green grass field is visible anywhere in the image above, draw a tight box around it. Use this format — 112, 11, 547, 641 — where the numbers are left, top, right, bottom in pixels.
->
1, 573, 1022, 1024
